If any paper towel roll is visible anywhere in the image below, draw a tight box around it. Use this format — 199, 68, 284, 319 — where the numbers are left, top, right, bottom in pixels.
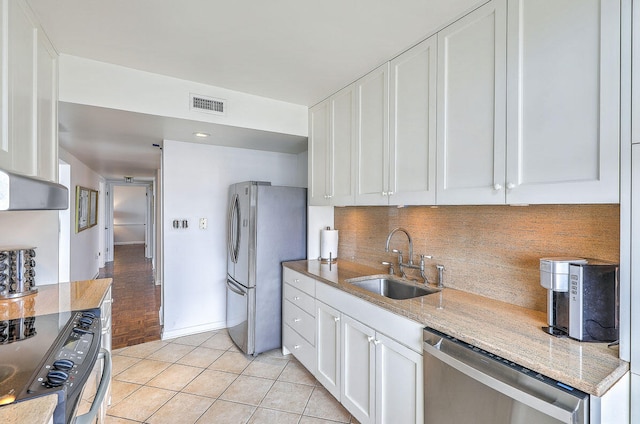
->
320, 229, 339, 262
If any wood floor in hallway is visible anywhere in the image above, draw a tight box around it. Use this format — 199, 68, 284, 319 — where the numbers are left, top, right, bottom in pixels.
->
99, 244, 162, 349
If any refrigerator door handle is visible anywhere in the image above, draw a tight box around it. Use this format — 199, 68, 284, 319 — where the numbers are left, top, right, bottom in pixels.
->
227, 193, 240, 263
226, 278, 246, 296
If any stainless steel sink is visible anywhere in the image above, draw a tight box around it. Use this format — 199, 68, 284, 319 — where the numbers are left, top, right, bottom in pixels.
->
345, 276, 440, 300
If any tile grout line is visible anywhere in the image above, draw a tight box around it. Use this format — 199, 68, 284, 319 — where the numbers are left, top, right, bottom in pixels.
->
107, 330, 353, 423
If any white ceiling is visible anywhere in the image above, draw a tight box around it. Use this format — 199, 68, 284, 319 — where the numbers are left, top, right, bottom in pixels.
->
26, 0, 482, 180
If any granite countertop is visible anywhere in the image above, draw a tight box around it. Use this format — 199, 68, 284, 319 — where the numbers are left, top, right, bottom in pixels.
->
0, 278, 112, 320
284, 259, 629, 397
0, 278, 112, 423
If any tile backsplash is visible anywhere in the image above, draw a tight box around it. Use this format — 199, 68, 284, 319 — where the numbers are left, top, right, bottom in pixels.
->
334, 204, 620, 311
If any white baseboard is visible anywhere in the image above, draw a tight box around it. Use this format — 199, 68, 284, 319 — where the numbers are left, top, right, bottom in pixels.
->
161, 320, 227, 340
114, 241, 145, 245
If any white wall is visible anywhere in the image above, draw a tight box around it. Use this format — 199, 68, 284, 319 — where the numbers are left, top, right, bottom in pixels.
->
162, 139, 307, 338
59, 55, 308, 137
59, 148, 104, 281
0, 210, 60, 285
113, 185, 147, 244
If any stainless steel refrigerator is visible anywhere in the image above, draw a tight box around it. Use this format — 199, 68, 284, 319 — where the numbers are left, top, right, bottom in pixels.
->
226, 181, 306, 355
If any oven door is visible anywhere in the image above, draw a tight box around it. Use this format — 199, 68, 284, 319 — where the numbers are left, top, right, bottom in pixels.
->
72, 349, 111, 424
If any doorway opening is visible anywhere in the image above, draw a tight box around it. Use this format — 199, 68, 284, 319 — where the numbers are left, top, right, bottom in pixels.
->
100, 180, 161, 347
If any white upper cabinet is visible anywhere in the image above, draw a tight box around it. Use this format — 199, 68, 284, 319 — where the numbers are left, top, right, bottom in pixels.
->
634, 0, 640, 145
389, 36, 437, 206
356, 63, 390, 205
0, 0, 58, 181
309, 100, 330, 206
355, 39, 437, 207
309, 85, 356, 206
4, 0, 37, 176
505, 0, 620, 204
36, 29, 58, 182
330, 85, 357, 206
436, 0, 507, 205
309, 0, 620, 206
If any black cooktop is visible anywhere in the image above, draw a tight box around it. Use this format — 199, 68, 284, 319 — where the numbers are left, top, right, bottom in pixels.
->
0, 311, 72, 404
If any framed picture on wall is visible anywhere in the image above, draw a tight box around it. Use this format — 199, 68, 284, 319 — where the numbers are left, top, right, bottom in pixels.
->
76, 186, 99, 232
89, 190, 98, 227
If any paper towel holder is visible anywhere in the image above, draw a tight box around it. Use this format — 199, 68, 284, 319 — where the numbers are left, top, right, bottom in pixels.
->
319, 226, 338, 264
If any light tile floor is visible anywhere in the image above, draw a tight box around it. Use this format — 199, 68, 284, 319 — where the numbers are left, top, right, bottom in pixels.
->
103, 330, 359, 424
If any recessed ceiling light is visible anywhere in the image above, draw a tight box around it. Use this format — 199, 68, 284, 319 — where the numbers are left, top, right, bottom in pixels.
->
193, 132, 210, 138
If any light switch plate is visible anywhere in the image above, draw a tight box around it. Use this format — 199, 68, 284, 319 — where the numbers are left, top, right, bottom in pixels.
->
199, 218, 207, 229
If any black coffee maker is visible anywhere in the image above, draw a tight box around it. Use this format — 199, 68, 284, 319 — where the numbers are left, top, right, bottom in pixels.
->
540, 257, 619, 342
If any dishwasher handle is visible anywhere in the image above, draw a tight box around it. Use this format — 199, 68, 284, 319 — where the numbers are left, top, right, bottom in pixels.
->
423, 333, 586, 423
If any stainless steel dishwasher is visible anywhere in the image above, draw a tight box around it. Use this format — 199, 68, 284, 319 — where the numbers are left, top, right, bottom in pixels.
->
423, 327, 589, 424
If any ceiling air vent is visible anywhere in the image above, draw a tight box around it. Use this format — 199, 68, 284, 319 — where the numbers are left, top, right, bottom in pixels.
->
190, 93, 226, 115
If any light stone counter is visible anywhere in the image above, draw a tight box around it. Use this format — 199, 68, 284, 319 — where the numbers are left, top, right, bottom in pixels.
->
284, 260, 628, 397
0, 278, 112, 423
0, 394, 58, 424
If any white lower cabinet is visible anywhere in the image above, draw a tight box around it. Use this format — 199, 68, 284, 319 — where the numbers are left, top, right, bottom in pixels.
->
340, 314, 423, 424
282, 268, 317, 372
375, 332, 423, 424
341, 315, 376, 423
101, 287, 113, 421
316, 301, 341, 399
283, 268, 423, 424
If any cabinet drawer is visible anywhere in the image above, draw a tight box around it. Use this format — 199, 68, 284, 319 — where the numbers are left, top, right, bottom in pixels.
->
283, 323, 316, 371
283, 268, 315, 296
283, 300, 315, 344
284, 283, 315, 316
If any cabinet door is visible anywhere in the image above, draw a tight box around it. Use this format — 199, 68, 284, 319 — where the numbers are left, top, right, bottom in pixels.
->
375, 332, 423, 424
6, 0, 37, 175
0, 1, 6, 170
505, 0, 620, 204
308, 100, 330, 206
316, 301, 341, 399
330, 84, 356, 206
341, 315, 375, 424
634, 0, 640, 145
36, 30, 58, 182
389, 36, 437, 206
356, 63, 390, 206
436, 0, 507, 205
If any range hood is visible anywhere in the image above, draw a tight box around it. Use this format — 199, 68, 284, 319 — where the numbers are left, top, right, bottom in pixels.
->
0, 169, 68, 211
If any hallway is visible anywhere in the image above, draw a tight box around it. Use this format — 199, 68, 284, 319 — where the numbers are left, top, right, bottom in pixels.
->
99, 244, 162, 349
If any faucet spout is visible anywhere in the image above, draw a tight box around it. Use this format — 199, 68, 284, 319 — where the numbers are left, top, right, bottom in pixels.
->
385, 227, 413, 265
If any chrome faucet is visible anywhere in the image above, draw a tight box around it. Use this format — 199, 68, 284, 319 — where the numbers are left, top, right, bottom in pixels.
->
385, 228, 413, 264
385, 228, 432, 284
